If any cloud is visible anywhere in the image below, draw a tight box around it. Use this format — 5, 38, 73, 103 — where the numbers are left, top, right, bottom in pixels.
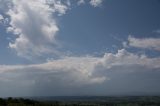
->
89, 0, 103, 7
0, 0, 12, 12
0, 56, 106, 85
77, 0, 85, 5
127, 36, 160, 51
154, 29, 160, 34
0, 14, 9, 25
1, 49, 160, 96
0, 14, 4, 20
0, 55, 105, 96
45, 0, 69, 15
0, 0, 104, 59
0, 14, 4, 24
3, 0, 70, 58
1, 1, 160, 96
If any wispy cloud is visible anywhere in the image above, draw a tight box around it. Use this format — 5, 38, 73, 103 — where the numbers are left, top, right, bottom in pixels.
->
154, 29, 160, 34
127, 36, 160, 51
77, 0, 85, 5
89, 0, 103, 7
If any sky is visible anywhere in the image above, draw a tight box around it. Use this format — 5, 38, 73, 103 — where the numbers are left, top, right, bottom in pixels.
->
0, 0, 160, 97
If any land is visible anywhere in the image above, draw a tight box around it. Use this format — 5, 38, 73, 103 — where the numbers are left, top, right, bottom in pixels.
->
0, 96, 160, 106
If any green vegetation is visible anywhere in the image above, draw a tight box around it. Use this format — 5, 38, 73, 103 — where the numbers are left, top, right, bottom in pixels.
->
1, 96, 160, 106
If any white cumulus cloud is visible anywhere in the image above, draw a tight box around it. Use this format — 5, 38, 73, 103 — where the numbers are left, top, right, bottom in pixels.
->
4, 0, 70, 58
0, 0, 105, 59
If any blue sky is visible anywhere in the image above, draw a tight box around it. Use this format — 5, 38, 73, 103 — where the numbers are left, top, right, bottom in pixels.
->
0, 0, 160, 97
